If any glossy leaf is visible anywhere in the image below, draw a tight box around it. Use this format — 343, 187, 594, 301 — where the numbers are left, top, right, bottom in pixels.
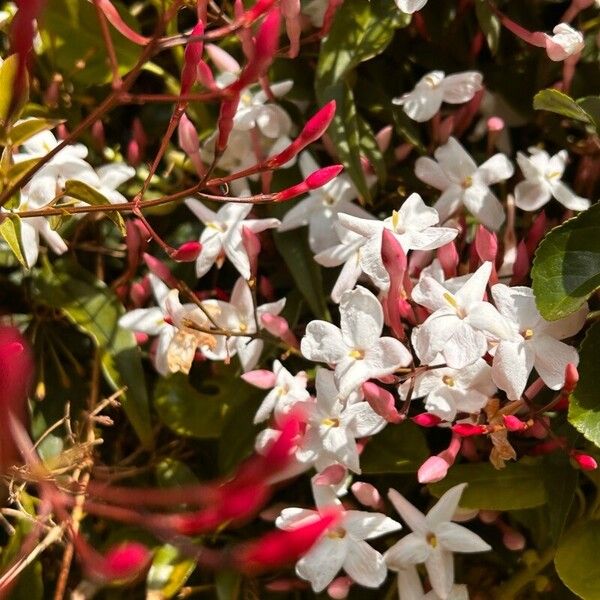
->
475, 0, 501, 55
0, 216, 27, 267
533, 89, 598, 131
429, 459, 547, 510
531, 202, 600, 320
9, 118, 63, 147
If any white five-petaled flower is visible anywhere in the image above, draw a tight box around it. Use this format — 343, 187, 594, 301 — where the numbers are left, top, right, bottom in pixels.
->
514, 148, 590, 212
243, 359, 310, 424
277, 482, 401, 593
301, 286, 412, 397
393, 71, 483, 123
279, 152, 374, 253
415, 137, 514, 231
185, 200, 280, 279
385, 483, 490, 600
490, 284, 586, 400
337, 193, 458, 290
544, 23, 584, 62
412, 262, 513, 369
399, 358, 496, 422
394, 0, 428, 14
201, 277, 286, 372
299, 368, 387, 473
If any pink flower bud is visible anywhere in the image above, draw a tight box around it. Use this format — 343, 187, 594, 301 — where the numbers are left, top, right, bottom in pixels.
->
216, 95, 239, 154
313, 464, 347, 486
56, 123, 69, 140
196, 60, 217, 90
181, 21, 205, 93
412, 413, 442, 427
452, 423, 488, 437
242, 369, 277, 389
178, 113, 200, 155
418, 456, 450, 484
91, 120, 106, 151
503, 415, 528, 432
242, 0, 278, 25
571, 451, 598, 471
101, 543, 152, 581
361, 382, 402, 424
475, 225, 498, 263
242, 226, 261, 279
328, 576, 352, 599
563, 363, 579, 395
143, 253, 177, 287
511, 240, 529, 285
260, 313, 298, 347
479, 510, 500, 524
134, 332, 149, 345
503, 528, 526, 551
487, 116, 505, 133
306, 164, 344, 189
437, 242, 459, 278
526, 211, 547, 257
127, 139, 141, 167
375, 125, 393, 153
351, 482, 382, 509
130, 281, 148, 306
169, 241, 202, 263
93, 0, 151, 45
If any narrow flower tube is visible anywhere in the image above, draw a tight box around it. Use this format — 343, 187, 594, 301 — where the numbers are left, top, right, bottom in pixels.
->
94, 0, 151, 45
381, 228, 408, 340
361, 382, 403, 423
452, 423, 488, 437
272, 165, 344, 201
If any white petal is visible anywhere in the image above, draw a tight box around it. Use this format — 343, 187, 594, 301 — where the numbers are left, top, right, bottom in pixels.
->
339, 286, 384, 348
477, 153, 514, 186
398, 193, 440, 230
443, 321, 488, 369
462, 186, 505, 231
435, 521, 491, 553
343, 540, 388, 588
185, 198, 217, 223
345, 402, 387, 438
532, 335, 580, 390
388, 489, 428, 535
385, 534, 430, 568
301, 321, 347, 364
119, 307, 165, 336
433, 187, 464, 223
400, 87, 444, 122
455, 261, 492, 308
296, 536, 348, 593
344, 511, 402, 540
441, 72, 483, 104
551, 181, 590, 211
332, 258, 363, 304
491, 340, 534, 400
425, 548, 454, 600
515, 180, 551, 211
415, 157, 451, 191
434, 137, 477, 181
427, 483, 467, 527
397, 566, 425, 600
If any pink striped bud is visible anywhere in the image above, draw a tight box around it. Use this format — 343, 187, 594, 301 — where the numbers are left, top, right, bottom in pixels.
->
503, 528, 526, 551
452, 423, 487, 437
563, 363, 579, 395
361, 382, 402, 424
261, 313, 298, 347
242, 226, 261, 279
571, 451, 598, 471
266, 101, 336, 167
503, 415, 528, 432
216, 95, 239, 153
143, 253, 177, 287
418, 456, 450, 484
412, 413, 442, 427
437, 242, 459, 278
351, 482, 382, 509
170, 241, 202, 262
196, 60, 217, 90
273, 165, 343, 202
178, 113, 199, 155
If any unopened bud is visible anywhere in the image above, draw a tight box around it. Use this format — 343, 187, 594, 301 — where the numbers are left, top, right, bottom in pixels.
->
351, 482, 382, 509
418, 456, 450, 484
437, 242, 459, 278
143, 253, 177, 287
261, 313, 298, 347
242, 226, 261, 279
570, 451, 598, 471
273, 165, 343, 202
412, 413, 442, 427
178, 113, 200, 155
503, 415, 528, 432
563, 363, 579, 395
170, 241, 202, 263
452, 423, 487, 437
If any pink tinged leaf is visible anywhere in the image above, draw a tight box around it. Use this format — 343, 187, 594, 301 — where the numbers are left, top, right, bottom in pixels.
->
94, 0, 151, 45
234, 507, 341, 573
361, 382, 403, 424
170, 241, 202, 262
242, 369, 277, 389
417, 456, 450, 484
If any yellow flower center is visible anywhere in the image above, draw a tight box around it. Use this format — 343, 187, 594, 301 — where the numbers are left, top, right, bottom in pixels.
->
427, 533, 438, 548
392, 209, 401, 231
461, 175, 473, 189
442, 375, 455, 387
522, 328, 534, 340
238, 322, 248, 333
207, 221, 226, 233
348, 349, 365, 359
322, 417, 340, 428
327, 527, 347, 539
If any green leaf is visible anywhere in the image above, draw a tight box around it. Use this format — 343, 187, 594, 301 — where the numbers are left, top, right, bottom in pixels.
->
429, 459, 547, 510
156, 458, 198, 488
542, 453, 578, 544
360, 423, 429, 474
475, 0, 501, 55
273, 229, 330, 319
555, 520, 600, 599
35, 259, 152, 447
531, 202, 600, 320
9, 118, 63, 147
39, 0, 140, 85
147, 544, 196, 600
154, 373, 236, 439
216, 570, 242, 600
0, 216, 27, 267
533, 89, 595, 127
315, 0, 410, 201
64, 179, 126, 234
578, 96, 600, 131
0, 55, 27, 128
569, 323, 600, 448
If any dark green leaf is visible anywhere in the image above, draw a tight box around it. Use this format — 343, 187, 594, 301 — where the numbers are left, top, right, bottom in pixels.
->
533, 89, 594, 126
475, 0, 501, 55
64, 179, 126, 234
0, 216, 27, 267
555, 520, 600, 599
577, 96, 600, 131
216, 570, 242, 600
531, 202, 600, 320
273, 229, 330, 319
361, 423, 429, 474
35, 259, 153, 447
429, 459, 547, 510
542, 453, 578, 544
569, 323, 600, 448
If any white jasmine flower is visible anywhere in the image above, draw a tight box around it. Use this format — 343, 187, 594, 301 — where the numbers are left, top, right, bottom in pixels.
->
185, 200, 280, 279
385, 484, 490, 600
299, 368, 387, 473
244, 359, 310, 424
393, 71, 483, 123
412, 262, 513, 369
544, 23, 584, 61
301, 286, 412, 397
277, 482, 401, 593
397, 564, 469, 600
399, 358, 496, 422
415, 137, 514, 231
279, 152, 374, 253
515, 148, 590, 212
95, 163, 136, 204
490, 284, 586, 400
395, 0, 428, 14
337, 193, 458, 290
202, 277, 285, 371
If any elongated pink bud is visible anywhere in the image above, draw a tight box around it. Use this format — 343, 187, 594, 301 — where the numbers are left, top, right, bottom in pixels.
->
412, 413, 442, 427
328, 577, 352, 600
351, 482, 382, 509
452, 423, 487, 437
143, 253, 177, 287
170, 241, 202, 262
242, 369, 277, 389
313, 464, 347, 486
503, 415, 528, 432
361, 382, 402, 423
381, 229, 408, 340
181, 21, 205, 93
242, 226, 261, 279
235, 508, 340, 573
511, 240, 529, 285
571, 451, 598, 471
526, 211, 547, 257
266, 101, 336, 167
95, 0, 150, 45
242, 0, 278, 25
261, 313, 298, 347
216, 95, 240, 154
437, 242, 459, 278
273, 165, 343, 201
563, 363, 579, 395
418, 456, 450, 484
178, 113, 199, 155
475, 225, 498, 263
